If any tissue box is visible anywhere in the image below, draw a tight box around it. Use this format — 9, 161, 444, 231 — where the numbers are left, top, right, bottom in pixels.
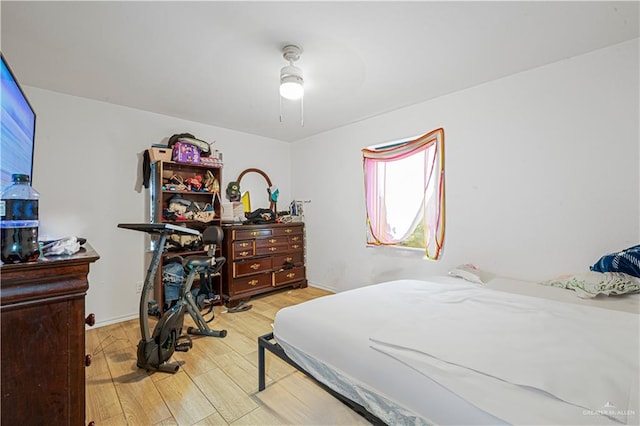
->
221, 202, 245, 222
172, 142, 201, 164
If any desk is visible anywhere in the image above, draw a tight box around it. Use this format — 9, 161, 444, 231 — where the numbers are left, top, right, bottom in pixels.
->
1, 245, 100, 425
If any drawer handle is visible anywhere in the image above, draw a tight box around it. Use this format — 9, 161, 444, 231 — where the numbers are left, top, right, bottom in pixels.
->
85, 313, 96, 327
248, 279, 259, 286
269, 247, 277, 252
85, 354, 92, 367
239, 251, 249, 257
285, 257, 293, 262
250, 263, 261, 270
291, 236, 300, 241
251, 231, 259, 236
285, 229, 292, 234
292, 244, 300, 249
269, 238, 277, 243
286, 272, 296, 279
241, 242, 249, 247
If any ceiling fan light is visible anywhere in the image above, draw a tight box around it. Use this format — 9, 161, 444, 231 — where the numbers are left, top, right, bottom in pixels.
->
280, 65, 304, 100
278, 44, 304, 125
280, 75, 304, 100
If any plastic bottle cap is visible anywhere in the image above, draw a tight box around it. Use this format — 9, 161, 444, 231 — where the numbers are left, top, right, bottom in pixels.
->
11, 174, 30, 183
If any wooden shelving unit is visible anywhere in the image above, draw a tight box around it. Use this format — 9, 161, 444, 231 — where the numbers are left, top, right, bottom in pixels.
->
150, 160, 223, 311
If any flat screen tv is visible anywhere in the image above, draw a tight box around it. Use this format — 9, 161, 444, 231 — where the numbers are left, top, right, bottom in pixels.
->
1, 52, 36, 192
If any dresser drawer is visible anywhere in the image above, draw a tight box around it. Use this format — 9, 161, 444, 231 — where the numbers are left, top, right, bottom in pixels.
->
272, 252, 303, 268
255, 243, 289, 256
232, 274, 272, 294
234, 228, 272, 240
233, 257, 272, 277
232, 241, 254, 259
255, 236, 288, 246
272, 226, 301, 237
288, 242, 303, 251
288, 234, 303, 243
273, 266, 306, 287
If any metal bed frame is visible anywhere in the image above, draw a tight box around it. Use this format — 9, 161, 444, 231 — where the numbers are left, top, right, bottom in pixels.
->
257, 332, 386, 425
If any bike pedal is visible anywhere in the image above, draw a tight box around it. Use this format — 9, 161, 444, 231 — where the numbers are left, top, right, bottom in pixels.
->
175, 342, 192, 352
175, 335, 193, 352
147, 300, 161, 318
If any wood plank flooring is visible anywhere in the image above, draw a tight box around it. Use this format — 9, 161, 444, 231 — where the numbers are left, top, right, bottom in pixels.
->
85, 286, 371, 425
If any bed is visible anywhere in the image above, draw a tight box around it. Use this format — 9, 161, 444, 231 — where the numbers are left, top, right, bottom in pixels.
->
258, 276, 639, 425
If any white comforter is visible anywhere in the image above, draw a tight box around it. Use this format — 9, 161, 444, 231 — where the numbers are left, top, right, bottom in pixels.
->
369, 281, 639, 425
274, 278, 640, 425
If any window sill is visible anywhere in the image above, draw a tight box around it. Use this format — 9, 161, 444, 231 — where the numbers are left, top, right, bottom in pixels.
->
366, 244, 433, 260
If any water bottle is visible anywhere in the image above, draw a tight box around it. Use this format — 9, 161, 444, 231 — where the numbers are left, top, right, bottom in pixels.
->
1, 174, 40, 264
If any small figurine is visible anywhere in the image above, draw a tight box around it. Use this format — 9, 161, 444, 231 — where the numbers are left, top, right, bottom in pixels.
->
269, 186, 279, 202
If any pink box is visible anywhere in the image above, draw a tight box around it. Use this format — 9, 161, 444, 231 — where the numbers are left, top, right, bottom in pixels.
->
172, 142, 201, 164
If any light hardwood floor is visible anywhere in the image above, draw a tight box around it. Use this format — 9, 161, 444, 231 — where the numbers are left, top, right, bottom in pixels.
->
85, 286, 371, 425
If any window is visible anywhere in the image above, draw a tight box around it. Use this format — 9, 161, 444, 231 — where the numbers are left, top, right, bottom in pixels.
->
362, 128, 445, 260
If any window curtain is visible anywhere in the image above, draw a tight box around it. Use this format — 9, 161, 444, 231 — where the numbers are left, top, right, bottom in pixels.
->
362, 127, 445, 260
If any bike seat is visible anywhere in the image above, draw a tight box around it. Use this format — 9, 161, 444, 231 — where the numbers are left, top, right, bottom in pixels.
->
184, 256, 212, 270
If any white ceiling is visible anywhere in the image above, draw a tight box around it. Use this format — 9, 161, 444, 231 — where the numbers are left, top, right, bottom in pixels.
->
2, 1, 638, 143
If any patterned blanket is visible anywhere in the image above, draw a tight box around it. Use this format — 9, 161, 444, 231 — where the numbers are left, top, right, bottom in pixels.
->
592, 244, 640, 278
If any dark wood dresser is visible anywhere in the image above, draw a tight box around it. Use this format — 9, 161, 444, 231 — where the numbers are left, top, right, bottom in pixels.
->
221, 222, 307, 307
0, 245, 99, 425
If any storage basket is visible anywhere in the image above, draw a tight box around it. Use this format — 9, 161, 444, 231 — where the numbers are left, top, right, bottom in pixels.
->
149, 147, 172, 163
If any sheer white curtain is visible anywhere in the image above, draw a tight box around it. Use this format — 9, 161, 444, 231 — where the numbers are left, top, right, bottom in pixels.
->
362, 128, 445, 260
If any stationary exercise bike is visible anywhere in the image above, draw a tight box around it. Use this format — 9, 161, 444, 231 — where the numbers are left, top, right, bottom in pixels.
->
118, 223, 227, 373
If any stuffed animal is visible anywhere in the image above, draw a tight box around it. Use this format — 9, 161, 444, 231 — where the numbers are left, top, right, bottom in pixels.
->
226, 181, 241, 201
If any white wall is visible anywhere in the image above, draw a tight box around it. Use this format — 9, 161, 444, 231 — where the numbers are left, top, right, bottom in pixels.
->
292, 39, 640, 292
21, 38, 639, 323
25, 88, 292, 325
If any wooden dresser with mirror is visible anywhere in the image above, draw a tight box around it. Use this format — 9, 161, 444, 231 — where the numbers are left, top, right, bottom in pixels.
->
220, 167, 306, 306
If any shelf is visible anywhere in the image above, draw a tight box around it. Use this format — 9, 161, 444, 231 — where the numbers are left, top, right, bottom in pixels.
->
162, 247, 221, 257
162, 250, 205, 257
161, 160, 222, 170
162, 189, 217, 195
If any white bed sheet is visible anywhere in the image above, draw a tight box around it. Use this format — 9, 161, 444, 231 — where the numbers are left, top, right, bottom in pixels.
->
273, 277, 640, 425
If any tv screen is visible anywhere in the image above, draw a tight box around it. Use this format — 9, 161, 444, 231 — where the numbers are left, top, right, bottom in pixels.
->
1, 53, 36, 192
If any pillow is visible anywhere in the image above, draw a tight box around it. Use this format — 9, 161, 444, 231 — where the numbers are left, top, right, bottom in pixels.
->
543, 271, 640, 298
448, 264, 493, 285
591, 244, 640, 278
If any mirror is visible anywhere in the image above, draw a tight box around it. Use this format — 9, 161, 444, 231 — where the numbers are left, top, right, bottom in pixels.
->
237, 168, 277, 212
